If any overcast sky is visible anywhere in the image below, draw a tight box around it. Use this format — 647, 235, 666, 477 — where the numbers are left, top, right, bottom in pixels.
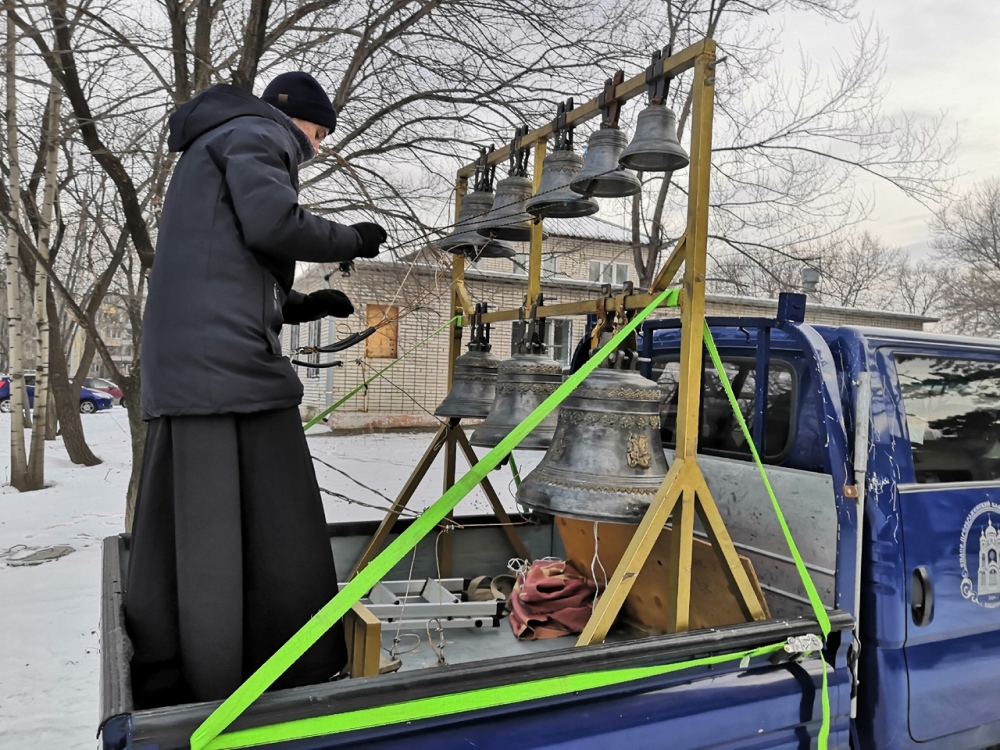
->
780, 0, 1000, 255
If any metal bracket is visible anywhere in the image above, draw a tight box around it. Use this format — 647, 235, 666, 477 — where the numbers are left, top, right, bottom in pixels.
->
473, 144, 497, 192
467, 302, 492, 353
552, 98, 576, 152
508, 124, 531, 178
516, 294, 547, 355
646, 45, 674, 104
597, 70, 625, 128
589, 282, 639, 370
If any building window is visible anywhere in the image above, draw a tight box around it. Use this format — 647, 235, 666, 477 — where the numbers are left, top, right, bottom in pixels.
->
305, 320, 322, 379
512, 253, 558, 276
547, 320, 573, 368
656, 356, 796, 461
589, 260, 629, 286
895, 355, 1000, 484
365, 304, 398, 359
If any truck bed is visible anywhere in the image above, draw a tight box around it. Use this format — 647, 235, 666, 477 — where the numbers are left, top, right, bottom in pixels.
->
100, 511, 852, 749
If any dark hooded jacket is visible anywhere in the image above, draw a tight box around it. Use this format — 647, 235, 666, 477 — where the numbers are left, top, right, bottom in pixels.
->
141, 85, 361, 419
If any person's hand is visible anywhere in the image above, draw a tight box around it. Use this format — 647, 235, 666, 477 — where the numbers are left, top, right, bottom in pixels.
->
302, 289, 354, 319
351, 222, 387, 258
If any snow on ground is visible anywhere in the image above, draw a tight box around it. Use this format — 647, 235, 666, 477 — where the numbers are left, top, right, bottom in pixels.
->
0, 411, 535, 748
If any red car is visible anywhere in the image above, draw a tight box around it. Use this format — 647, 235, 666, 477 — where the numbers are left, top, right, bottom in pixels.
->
83, 377, 125, 406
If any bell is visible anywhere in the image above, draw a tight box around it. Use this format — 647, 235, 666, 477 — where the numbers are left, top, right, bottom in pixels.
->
440, 189, 516, 259
570, 127, 641, 198
476, 175, 548, 243
618, 103, 690, 172
434, 347, 501, 419
524, 150, 600, 219
516, 367, 669, 523
470, 352, 563, 450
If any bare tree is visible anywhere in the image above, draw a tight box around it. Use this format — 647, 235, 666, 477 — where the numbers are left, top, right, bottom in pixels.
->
621, 1, 954, 289
934, 179, 1000, 336
3, 4, 29, 489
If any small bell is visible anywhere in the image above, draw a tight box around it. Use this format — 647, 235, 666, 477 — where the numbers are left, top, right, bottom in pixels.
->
525, 98, 599, 219
469, 352, 563, 449
516, 367, 668, 523
477, 174, 538, 243
570, 127, 641, 198
618, 102, 689, 173
525, 149, 599, 219
477, 126, 549, 243
439, 190, 516, 258
435, 304, 500, 419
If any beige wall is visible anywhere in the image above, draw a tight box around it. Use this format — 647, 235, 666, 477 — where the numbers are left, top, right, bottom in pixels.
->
286, 236, 931, 427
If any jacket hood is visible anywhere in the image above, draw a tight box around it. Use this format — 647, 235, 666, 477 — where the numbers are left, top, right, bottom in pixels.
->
167, 84, 284, 153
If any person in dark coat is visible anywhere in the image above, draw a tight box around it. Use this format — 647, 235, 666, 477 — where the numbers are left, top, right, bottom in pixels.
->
125, 72, 387, 707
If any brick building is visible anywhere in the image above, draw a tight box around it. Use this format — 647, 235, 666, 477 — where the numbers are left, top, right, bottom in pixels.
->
283, 217, 933, 428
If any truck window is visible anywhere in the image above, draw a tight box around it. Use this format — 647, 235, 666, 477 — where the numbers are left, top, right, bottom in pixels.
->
656, 357, 795, 461
895, 355, 1000, 484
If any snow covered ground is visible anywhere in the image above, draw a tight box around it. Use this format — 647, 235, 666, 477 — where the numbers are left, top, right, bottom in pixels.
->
0, 410, 532, 748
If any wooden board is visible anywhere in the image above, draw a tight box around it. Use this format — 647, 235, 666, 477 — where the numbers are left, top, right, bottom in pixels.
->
557, 516, 770, 635
344, 601, 382, 678
365, 304, 398, 359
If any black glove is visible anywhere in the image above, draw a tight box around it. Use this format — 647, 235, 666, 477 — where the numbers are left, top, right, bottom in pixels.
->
298, 289, 355, 320
351, 222, 387, 258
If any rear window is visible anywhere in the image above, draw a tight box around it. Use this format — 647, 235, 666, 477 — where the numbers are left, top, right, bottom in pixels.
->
655, 357, 796, 461
895, 355, 1000, 484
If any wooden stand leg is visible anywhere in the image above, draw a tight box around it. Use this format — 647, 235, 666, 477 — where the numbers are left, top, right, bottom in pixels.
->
665, 487, 696, 633
456, 429, 531, 560
439, 424, 458, 577
349, 423, 449, 577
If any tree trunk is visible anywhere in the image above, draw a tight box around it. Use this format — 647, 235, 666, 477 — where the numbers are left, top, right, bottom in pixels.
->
121, 368, 145, 531
26, 80, 61, 489
4, 7, 28, 490
47, 288, 100, 465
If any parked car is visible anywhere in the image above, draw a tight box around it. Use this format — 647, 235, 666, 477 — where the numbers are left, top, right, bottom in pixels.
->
0, 376, 114, 414
84, 377, 125, 406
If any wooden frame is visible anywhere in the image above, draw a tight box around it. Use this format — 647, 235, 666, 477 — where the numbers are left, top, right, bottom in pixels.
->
353, 37, 767, 647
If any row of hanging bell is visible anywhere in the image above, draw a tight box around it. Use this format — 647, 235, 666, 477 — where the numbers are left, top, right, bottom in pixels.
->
470, 301, 563, 450
516, 311, 669, 524
434, 303, 501, 419
440, 145, 515, 259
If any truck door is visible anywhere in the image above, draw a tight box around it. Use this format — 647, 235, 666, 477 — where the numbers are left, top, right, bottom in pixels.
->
890, 352, 1000, 743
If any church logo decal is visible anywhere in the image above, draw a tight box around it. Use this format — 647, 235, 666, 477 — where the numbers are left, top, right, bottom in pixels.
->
960, 502, 1000, 608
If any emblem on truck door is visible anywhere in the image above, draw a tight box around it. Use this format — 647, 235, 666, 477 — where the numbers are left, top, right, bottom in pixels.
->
960, 502, 1000, 608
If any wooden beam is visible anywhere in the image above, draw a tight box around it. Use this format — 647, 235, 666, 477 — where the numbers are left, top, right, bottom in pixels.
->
652, 234, 687, 291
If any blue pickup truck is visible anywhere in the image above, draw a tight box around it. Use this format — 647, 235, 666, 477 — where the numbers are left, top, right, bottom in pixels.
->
99, 309, 1000, 749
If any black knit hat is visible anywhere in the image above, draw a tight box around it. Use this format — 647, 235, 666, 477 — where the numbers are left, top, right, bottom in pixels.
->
262, 72, 337, 132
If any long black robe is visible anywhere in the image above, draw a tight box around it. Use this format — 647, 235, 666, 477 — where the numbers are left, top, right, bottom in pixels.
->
124, 407, 347, 708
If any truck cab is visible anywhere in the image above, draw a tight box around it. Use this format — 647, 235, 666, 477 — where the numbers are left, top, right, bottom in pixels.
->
647, 316, 1000, 749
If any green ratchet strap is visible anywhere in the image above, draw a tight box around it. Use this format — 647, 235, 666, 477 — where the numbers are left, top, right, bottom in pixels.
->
192, 287, 678, 749
303, 315, 462, 431
203, 643, 787, 749
702, 322, 831, 749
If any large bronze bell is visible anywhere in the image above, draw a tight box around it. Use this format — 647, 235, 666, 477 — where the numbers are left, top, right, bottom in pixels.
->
440, 189, 516, 259
516, 366, 669, 523
525, 149, 600, 219
435, 304, 500, 419
618, 102, 690, 172
570, 127, 641, 198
